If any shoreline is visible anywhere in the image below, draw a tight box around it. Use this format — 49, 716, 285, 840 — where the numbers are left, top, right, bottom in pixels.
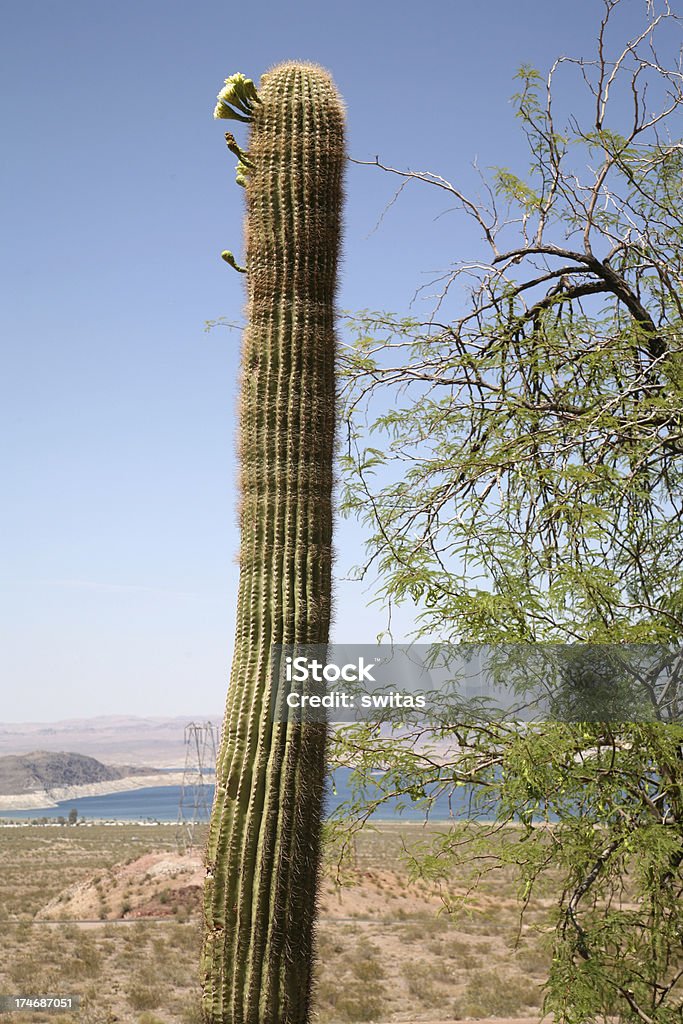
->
0, 772, 191, 811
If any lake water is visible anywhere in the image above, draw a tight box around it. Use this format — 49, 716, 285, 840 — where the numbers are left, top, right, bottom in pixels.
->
0, 767, 492, 823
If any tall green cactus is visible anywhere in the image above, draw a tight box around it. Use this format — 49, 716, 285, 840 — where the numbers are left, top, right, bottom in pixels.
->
201, 63, 345, 1024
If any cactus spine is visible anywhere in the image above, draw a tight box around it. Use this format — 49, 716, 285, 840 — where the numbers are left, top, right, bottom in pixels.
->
202, 63, 345, 1024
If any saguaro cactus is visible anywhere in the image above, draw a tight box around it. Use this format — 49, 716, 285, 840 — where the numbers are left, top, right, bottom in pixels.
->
201, 63, 345, 1024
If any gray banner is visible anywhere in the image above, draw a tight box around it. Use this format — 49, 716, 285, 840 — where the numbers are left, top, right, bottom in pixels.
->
270, 643, 683, 723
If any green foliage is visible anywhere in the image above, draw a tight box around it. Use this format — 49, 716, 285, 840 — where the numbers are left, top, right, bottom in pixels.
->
492, 168, 542, 210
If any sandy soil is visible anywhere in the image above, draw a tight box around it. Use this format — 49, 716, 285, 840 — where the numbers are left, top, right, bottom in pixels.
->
33, 847, 549, 1022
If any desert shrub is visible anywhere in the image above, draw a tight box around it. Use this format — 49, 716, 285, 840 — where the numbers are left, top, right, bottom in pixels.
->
347, 939, 385, 982
178, 995, 203, 1024
402, 959, 447, 1007
453, 969, 543, 1017
127, 982, 163, 1011
335, 992, 384, 1022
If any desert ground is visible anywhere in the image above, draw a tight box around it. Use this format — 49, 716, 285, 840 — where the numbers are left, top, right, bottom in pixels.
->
0, 821, 551, 1024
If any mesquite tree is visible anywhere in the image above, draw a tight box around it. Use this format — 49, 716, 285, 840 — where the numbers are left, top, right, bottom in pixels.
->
202, 64, 345, 1024
334, 3, 683, 1021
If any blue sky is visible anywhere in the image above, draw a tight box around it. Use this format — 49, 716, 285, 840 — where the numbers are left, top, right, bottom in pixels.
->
1, 1, 655, 721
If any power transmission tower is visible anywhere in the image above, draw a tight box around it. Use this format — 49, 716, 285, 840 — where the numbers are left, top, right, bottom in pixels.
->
176, 721, 218, 852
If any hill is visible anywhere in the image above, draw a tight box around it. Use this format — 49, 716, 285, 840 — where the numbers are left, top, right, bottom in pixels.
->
0, 750, 150, 795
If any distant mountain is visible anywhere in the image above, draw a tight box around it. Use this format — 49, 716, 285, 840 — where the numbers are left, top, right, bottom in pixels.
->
0, 751, 152, 796
0, 715, 222, 768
